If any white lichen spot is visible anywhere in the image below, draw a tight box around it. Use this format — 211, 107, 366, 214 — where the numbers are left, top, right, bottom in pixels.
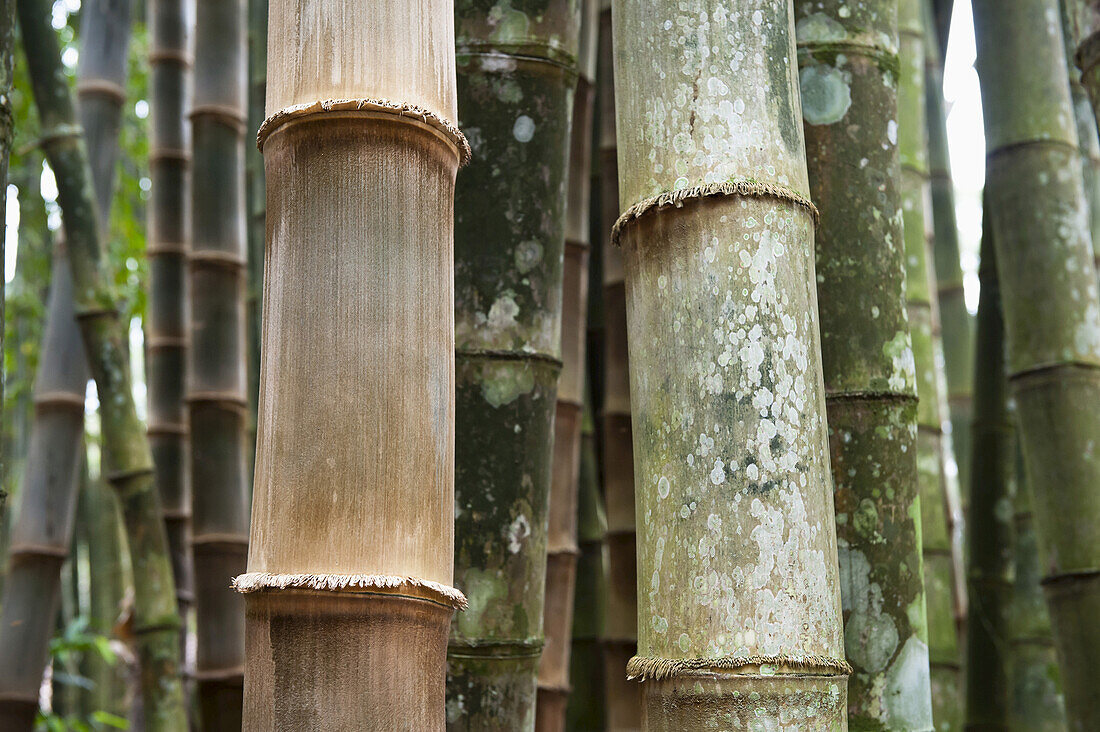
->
512, 114, 535, 142
506, 514, 531, 553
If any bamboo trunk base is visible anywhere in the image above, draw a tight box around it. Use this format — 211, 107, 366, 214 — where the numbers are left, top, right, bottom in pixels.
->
639, 673, 847, 730
603, 640, 640, 731
446, 649, 540, 729
244, 588, 453, 731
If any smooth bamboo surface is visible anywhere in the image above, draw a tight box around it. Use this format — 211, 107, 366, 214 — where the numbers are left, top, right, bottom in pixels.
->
612, 2, 848, 727
796, 1, 934, 728
148, 0, 193, 645
447, 2, 580, 729
245, 0, 266, 469
536, 3, 597, 729
241, 1, 466, 728
975, 1, 1100, 728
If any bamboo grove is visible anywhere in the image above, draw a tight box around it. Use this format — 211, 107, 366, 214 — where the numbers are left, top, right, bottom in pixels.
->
0, 0, 1096, 730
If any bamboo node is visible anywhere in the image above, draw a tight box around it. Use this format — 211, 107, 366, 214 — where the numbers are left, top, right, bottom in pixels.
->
611, 179, 820, 247
232, 572, 469, 610
76, 79, 127, 104
625, 653, 853, 681
256, 97, 472, 166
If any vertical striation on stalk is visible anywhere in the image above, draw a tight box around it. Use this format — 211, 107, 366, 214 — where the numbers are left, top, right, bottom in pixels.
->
448, 2, 579, 729
244, 0, 265, 462
15, 0, 188, 726
974, 1, 1100, 729
148, 0, 194, 645
796, 1, 934, 728
963, 224, 1015, 731
611, 2, 849, 727
189, 1, 249, 726
236, 1, 468, 728
537, 1, 597, 729
899, 2, 962, 726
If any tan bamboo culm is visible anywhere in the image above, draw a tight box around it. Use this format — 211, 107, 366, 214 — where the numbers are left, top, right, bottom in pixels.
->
235, 1, 468, 728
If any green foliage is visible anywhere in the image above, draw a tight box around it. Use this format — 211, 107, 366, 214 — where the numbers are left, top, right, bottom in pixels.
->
35, 617, 128, 732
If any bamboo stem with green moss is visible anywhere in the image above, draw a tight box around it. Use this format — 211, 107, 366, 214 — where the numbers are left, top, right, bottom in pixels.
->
964, 219, 1015, 732
974, 1, 1100, 729
447, 3, 579, 729
15, 0, 187, 727
611, 2, 849, 727
537, 2, 597, 729
188, 1, 249, 726
899, 2, 963, 727
236, 1, 467, 726
148, 0, 193, 647
796, 2, 934, 728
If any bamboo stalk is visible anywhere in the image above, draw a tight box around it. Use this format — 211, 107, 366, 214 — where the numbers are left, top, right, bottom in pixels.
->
188, 1, 249, 726
963, 219, 1014, 731
595, 5, 640, 728
448, 3, 580, 729
925, 0, 974, 506
1069, 2, 1100, 125
974, 1, 1100, 729
147, 0, 193, 649
236, 1, 468, 727
611, 2, 849, 727
245, 0, 265, 465
899, 3, 963, 727
0, 242, 87, 730
0, 0, 11, 505
15, 0, 188, 726
1064, 0, 1100, 274
536, 2, 598, 729
796, 2, 934, 728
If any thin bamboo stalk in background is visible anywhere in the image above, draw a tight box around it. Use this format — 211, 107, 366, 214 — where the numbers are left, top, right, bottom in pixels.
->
0, 0, 11, 509
796, 1, 934, 728
974, 1, 1100, 729
245, 0, 265, 463
0, 242, 87, 729
925, 0, 974, 510
595, 5, 640, 728
537, 2, 597, 729
147, 0, 193, 650
188, 1, 249, 726
448, 3, 579, 729
566, 394, 607, 730
15, 0, 188, 726
964, 221, 1014, 731
1063, 0, 1100, 274
899, 2, 963, 728
235, 1, 468, 727
1069, 2, 1100, 125
612, 1, 849, 726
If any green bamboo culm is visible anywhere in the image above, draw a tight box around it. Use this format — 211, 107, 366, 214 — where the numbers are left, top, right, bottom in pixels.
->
595, 4, 642, 725
189, 0, 249, 726
537, 1, 598, 728
14, 0, 188, 728
611, 2, 848, 727
899, 1, 963, 727
565, 393, 607, 730
1063, 0, 1100, 274
148, 0, 194, 646
924, 0, 974, 506
963, 216, 1015, 731
448, 3, 579, 728
974, 2, 1100, 730
795, 2, 934, 728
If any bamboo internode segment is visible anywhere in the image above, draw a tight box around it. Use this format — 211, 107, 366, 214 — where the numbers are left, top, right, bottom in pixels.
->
612, 1, 847, 727
149, 0, 195, 630
975, 1, 1100, 729
797, 1, 934, 727
244, 1, 463, 727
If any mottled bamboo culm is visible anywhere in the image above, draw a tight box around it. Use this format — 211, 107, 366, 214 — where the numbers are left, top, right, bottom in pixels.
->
189, 0, 249, 726
899, 2, 962, 727
925, 0, 974, 509
15, 0, 188, 727
148, 0, 194, 648
447, 3, 579, 729
796, 1, 934, 728
612, 2, 849, 728
236, 1, 468, 728
537, 1, 597, 729
974, 1, 1100, 730
595, 4, 642, 727
964, 221, 1014, 731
